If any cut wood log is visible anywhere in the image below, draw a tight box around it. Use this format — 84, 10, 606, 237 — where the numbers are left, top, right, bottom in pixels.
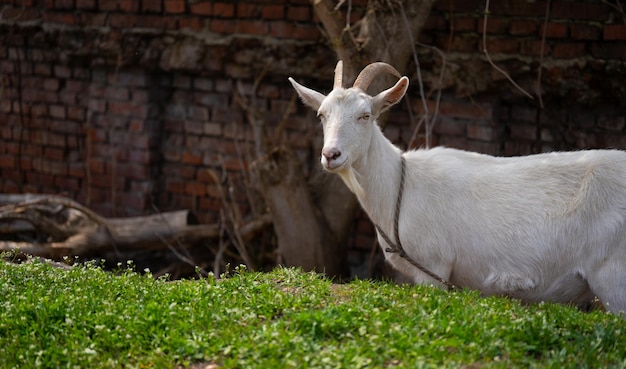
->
0, 194, 270, 268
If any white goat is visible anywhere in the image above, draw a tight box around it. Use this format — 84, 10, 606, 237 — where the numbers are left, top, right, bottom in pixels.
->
289, 61, 626, 314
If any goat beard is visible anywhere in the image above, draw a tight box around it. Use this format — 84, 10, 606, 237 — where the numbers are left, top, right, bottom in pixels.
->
338, 166, 365, 199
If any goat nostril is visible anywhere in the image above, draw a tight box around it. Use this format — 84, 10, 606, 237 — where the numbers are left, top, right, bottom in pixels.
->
323, 148, 341, 161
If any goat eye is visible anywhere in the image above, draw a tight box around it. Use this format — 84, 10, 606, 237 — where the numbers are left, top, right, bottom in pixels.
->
317, 113, 326, 122
360, 114, 371, 121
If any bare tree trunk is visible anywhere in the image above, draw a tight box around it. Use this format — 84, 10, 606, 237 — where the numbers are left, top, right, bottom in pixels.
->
253, 147, 345, 277
246, 1, 435, 278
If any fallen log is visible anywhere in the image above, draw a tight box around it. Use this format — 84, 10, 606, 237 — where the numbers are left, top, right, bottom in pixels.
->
0, 194, 240, 263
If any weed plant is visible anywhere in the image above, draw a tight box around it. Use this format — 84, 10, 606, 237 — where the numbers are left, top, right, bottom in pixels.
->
1, 256, 625, 368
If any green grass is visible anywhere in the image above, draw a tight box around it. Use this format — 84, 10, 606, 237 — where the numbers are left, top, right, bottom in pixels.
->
1, 258, 625, 368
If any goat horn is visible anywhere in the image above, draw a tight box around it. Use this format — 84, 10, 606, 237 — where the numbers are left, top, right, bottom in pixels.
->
352, 62, 401, 92
333, 60, 343, 89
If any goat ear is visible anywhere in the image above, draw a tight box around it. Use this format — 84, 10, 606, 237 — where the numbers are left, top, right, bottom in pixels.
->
288, 77, 326, 111
371, 76, 409, 116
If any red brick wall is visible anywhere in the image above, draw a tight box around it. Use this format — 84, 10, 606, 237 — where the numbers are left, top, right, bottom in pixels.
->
1, 0, 625, 261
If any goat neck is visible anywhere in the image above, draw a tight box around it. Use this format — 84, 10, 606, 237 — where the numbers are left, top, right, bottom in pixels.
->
349, 122, 404, 229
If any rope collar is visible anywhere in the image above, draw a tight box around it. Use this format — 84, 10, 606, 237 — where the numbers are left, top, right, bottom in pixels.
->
374, 155, 457, 291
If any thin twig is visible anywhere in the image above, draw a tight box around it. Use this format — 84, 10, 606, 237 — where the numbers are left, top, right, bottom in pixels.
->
418, 41, 446, 148
206, 167, 255, 270
398, 2, 445, 149
398, 3, 429, 121
482, 0, 534, 99
213, 213, 228, 276
535, 0, 551, 109
151, 204, 201, 273
602, 0, 626, 24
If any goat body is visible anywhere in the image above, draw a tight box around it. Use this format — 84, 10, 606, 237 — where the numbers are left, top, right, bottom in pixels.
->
289, 61, 626, 314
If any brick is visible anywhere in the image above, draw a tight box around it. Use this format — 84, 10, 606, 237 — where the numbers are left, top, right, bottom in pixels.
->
75, 0, 95, 9
117, 193, 147, 210
109, 70, 147, 87
423, 99, 492, 120
68, 162, 85, 178
99, 0, 117, 11
164, 0, 185, 13
104, 86, 130, 101
34, 63, 52, 76
521, 40, 550, 56
433, 117, 465, 136
292, 24, 321, 41
190, 2, 211, 15
43, 78, 60, 91
604, 25, 626, 40
180, 17, 203, 31
0, 155, 15, 168
185, 181, 206, 196
489, 0, 548, 17
262, 4, 284, 19
467, 124, 494, 141
68, 106, 86, 121
511, 106, 538, 123
116, 162, 149, 180
484, 38, 520, 53
64, 80, 84, 93
43, 12, 76, 25
187, 106, 209, 121
53, 65, 72, 78
31, 104, 48, 117
210, 19, 236, 34
109, 14, 136, 28
169, 165, 195, 179
424, 15, 446, 31
553, 42, 586, 58
570, 23, 601, 40
197, 169, 214, 183
55, 177, 81, 191
237, 20, 267, 35
540, 22, 567, 38
88, 99, 106, 113
48, 120, 82, 134
181, 151, 203, 165
509, 20, 537, 36
44, 147, 65, 161
591, 43, 626, 59
269, 22, 295, 39
237, 3, 261, 18
213, 2, 234, 17
477, 17, 508, 34
440, 34, 478, 52
193, 77, 213, 91
173, 73, 191, 89
142, 0, 161, 12
452, 16, 476, 32
108, 101, 136, 116
203, 122, 222, 136
44, 159, 68, 175
597, 115, 625, 131
551, 2, 609, 22
287, 6, 310, 21
49, 104, 66, 119
433, 0, 483, 13
510, 123, 537, 140
185, 120, 204, 135
119, 0, 139, 12
127, 149, 152, 164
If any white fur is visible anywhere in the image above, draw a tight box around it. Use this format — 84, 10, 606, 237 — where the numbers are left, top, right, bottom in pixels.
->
289, 70, 626, 315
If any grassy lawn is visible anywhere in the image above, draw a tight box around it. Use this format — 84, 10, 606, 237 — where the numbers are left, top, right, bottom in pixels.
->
1, 257, 625, 368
